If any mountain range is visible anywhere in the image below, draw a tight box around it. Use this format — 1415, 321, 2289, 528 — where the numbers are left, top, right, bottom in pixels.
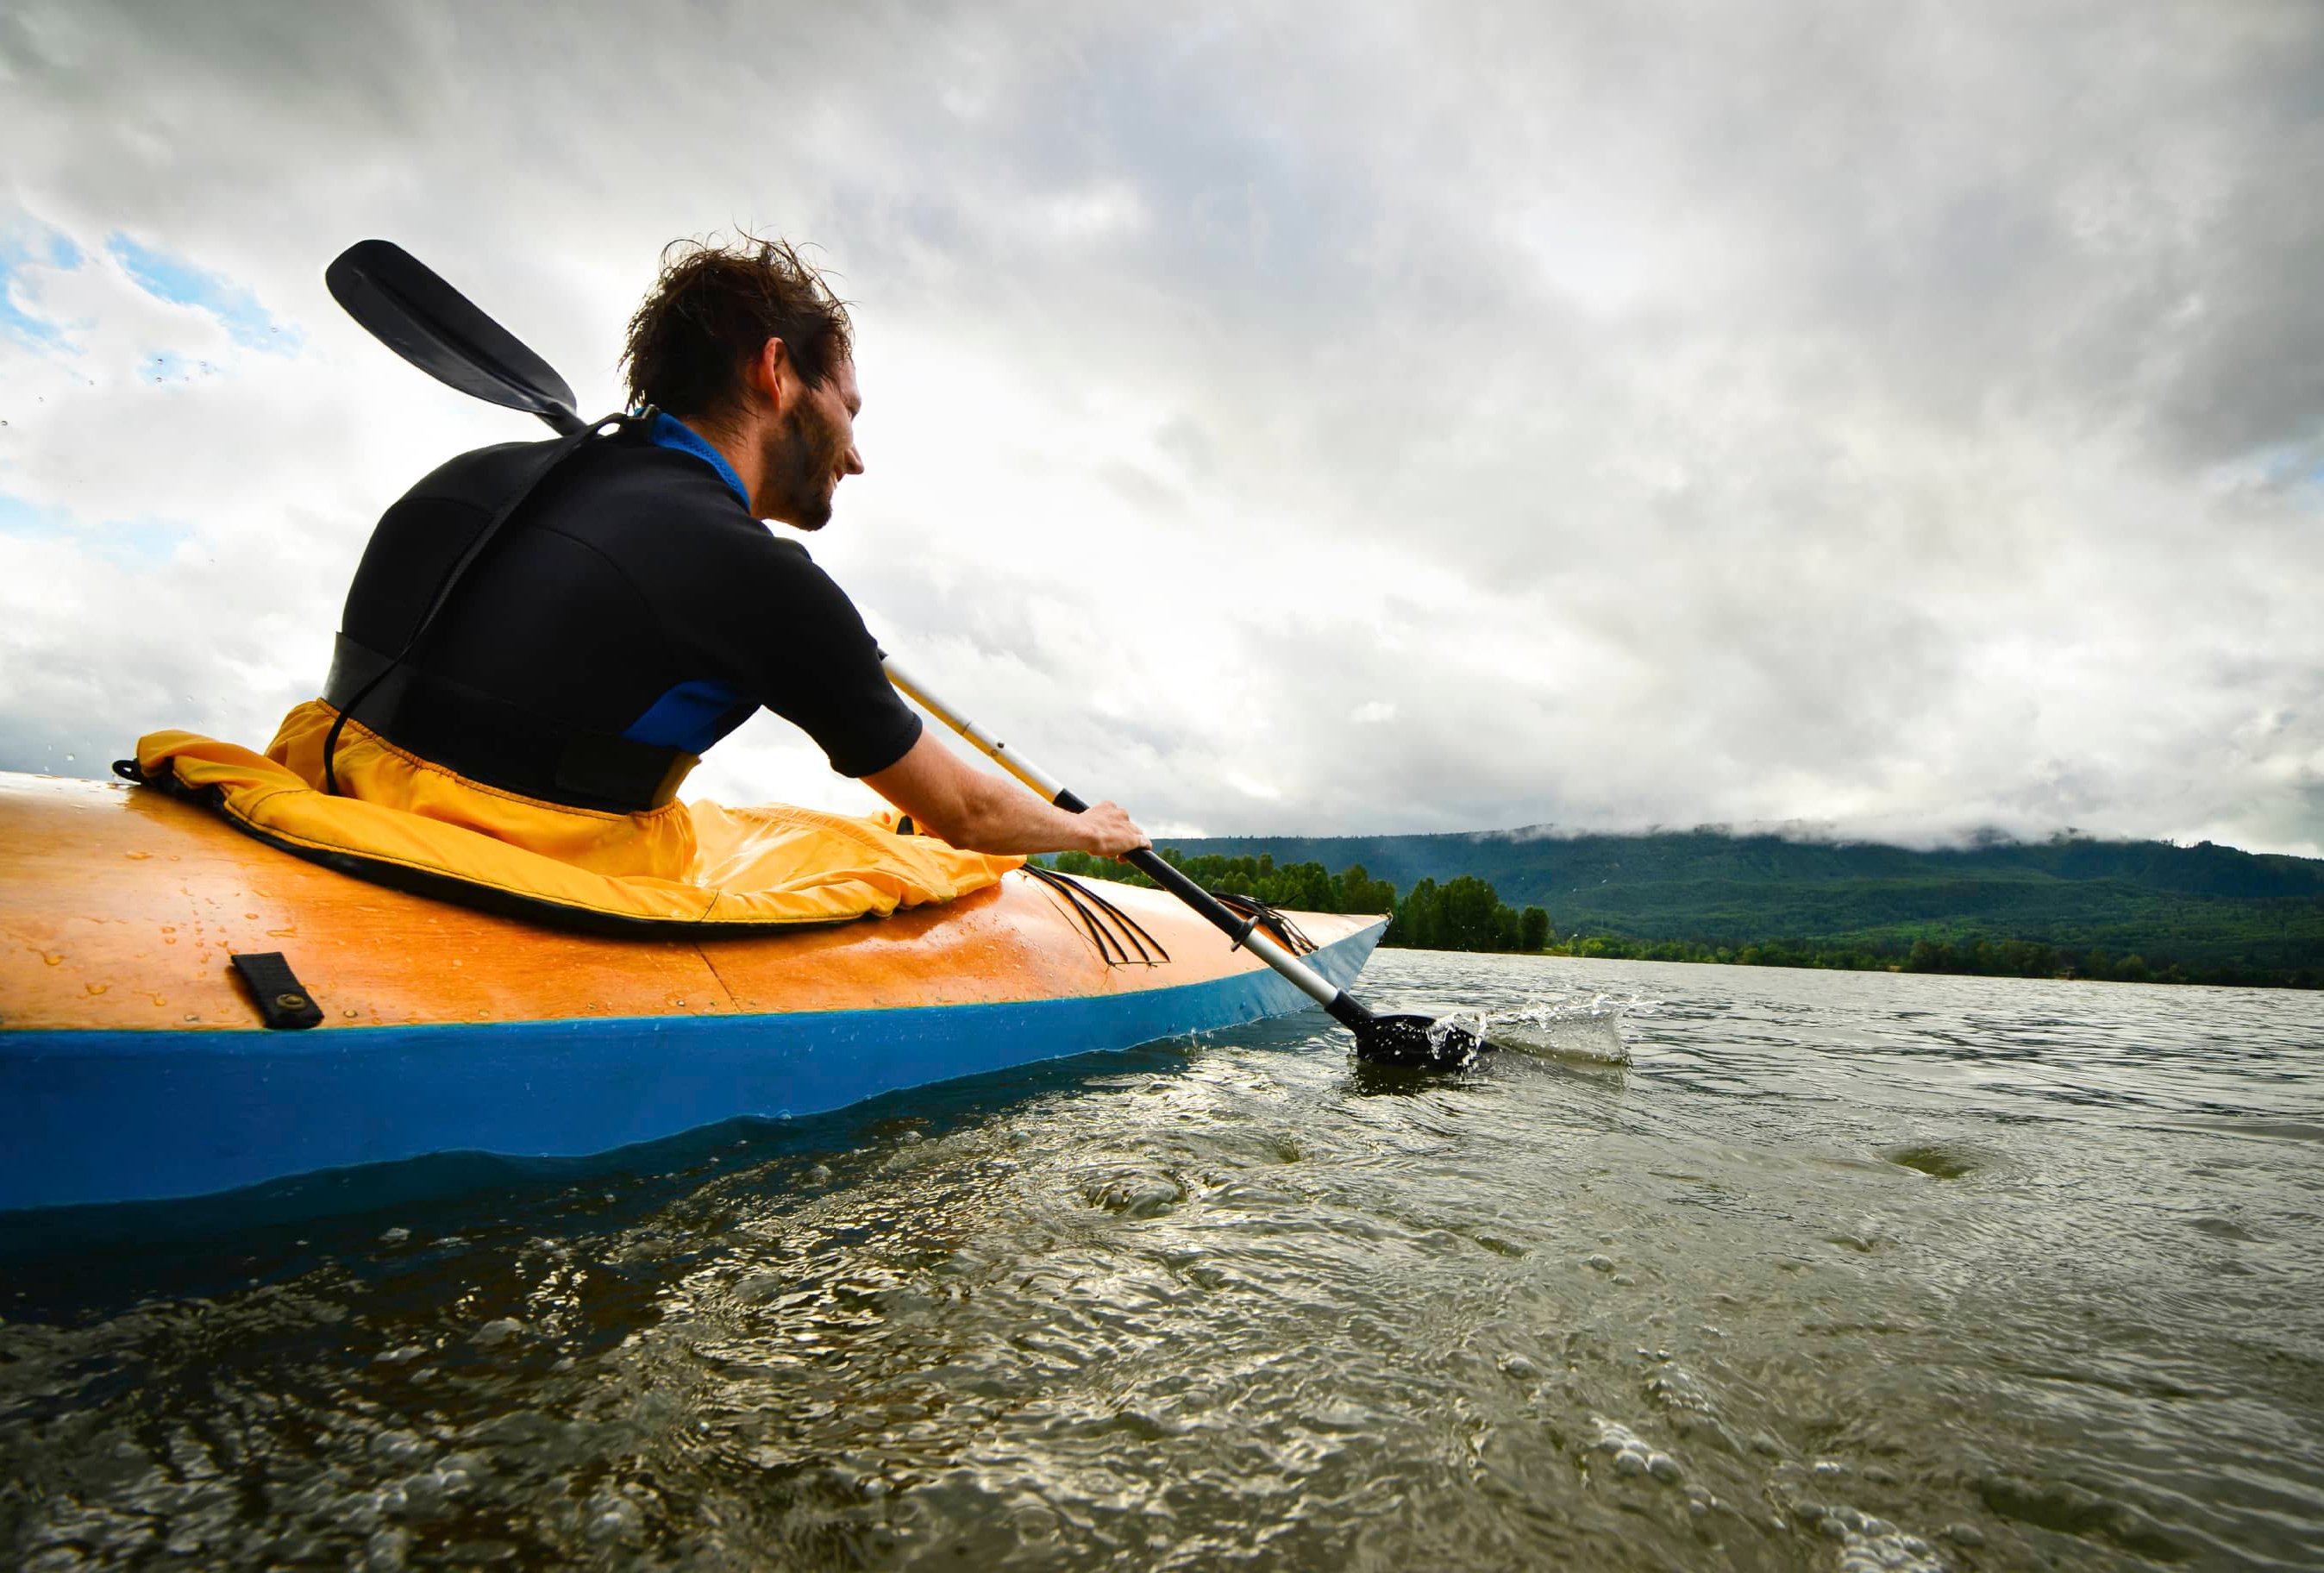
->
1156, 828, 2324, 977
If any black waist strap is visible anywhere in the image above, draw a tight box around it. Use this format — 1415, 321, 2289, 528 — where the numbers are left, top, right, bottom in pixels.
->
324, 635, 694, 813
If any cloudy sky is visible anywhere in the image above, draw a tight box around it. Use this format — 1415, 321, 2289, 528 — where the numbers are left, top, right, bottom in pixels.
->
5, 1, 2321, 853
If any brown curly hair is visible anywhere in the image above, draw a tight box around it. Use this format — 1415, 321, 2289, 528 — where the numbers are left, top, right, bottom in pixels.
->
620, 235, 853, 424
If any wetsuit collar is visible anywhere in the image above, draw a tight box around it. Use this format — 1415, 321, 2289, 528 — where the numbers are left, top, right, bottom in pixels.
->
648, 412, 751, 511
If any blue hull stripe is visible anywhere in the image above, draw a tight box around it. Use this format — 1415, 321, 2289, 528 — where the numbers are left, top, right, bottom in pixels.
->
1, 924, 1383, 1212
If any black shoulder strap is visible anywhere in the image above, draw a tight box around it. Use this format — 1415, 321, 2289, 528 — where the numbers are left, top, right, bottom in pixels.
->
322, 411, 648, 795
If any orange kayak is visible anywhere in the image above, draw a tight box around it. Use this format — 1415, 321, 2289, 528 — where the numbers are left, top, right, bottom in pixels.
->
0, 773, 1384, 1212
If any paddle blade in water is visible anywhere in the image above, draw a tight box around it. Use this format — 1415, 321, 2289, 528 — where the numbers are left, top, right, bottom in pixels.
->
327, 240, 585, 434
1354, 1012, 1488, 1069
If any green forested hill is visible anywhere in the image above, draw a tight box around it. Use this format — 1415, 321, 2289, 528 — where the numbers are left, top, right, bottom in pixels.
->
1156, 829, 2324, 975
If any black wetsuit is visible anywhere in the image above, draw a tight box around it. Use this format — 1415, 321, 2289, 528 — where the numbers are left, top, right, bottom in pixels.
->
327, 417, 921, 812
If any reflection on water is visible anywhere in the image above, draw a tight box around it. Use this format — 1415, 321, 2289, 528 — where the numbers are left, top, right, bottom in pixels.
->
3, 954, 2321, 1569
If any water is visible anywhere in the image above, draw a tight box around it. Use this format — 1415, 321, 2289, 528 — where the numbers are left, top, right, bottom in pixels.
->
3, 953, 2321, 1570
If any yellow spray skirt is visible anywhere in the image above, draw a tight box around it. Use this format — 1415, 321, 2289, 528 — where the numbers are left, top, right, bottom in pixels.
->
133, 701, 1018, 928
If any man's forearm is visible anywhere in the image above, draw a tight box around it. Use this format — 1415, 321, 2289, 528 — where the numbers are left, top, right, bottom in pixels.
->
942, 774, 1105, 856
864, 730, 1146, 857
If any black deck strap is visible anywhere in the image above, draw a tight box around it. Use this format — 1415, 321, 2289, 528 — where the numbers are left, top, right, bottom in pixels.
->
1049, 871, 1127, 964
228, 952, 326, 1030
1081, 898, 1128, 965
112, 758, 146, 784
1074, 876, 1171, 965
1212, 892, 1318, 956
1043, 868, 1162, 965
1022, 865, 1170, 967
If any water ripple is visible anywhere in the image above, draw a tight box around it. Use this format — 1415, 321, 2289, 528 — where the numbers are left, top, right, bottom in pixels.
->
3, 952, 2320, 1568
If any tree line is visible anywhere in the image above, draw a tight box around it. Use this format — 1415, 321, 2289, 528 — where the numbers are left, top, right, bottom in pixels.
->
1035, 849, 2319, 987
1037, 850, 1550, 954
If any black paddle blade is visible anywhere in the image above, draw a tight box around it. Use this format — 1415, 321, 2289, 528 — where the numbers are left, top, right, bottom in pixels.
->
327, 240, 586, 435
1353, 1012, 1488, 1069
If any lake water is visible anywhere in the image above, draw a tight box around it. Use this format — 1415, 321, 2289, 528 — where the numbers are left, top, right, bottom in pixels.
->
3, 953, 2321, 1570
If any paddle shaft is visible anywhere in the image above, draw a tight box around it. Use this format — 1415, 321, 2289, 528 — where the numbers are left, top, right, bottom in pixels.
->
880, 657, 1375, 1029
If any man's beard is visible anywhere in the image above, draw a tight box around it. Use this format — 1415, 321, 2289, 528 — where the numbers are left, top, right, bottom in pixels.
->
760, 403, 840, 530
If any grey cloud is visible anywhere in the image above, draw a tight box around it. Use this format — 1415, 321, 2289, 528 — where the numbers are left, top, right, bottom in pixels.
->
6, 0, 2322, 854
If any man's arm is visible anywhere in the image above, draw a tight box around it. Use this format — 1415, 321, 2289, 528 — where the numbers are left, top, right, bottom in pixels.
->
863, 730, 1149, 857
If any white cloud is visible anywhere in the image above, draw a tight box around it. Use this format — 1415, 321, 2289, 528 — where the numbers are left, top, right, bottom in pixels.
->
1035, 182, 1152, 244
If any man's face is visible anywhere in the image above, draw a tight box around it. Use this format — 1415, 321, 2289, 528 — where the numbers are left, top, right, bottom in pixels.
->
759, 352, 862, 530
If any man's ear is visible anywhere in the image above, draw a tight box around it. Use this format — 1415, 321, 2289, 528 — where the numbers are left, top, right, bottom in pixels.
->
752, 336, 794, 410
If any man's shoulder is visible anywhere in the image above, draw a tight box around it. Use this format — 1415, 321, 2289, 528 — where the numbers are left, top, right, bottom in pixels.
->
523, 443, 840, 598
397, 433, 737, 515
397, 436, 564, 505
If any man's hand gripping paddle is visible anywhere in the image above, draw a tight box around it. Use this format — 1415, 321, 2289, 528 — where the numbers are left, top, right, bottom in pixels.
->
323, 239, 1488, 1069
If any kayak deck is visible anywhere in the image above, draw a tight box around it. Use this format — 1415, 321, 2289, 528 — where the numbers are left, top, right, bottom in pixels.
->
1, 774, 1385, 1210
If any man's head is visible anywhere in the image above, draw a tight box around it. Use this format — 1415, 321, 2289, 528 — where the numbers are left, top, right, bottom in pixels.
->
621, 235, 861, 530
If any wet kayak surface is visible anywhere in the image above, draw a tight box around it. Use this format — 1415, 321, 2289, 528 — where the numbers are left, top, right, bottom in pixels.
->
4, 950, 2320, 1570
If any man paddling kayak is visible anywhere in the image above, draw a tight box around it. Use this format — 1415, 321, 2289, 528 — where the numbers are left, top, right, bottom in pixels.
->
313, 235, 1146, 879
116, 235, 1473, 1064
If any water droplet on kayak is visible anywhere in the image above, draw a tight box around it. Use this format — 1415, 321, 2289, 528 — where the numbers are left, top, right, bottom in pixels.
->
183, 1013, 200, 1022
124, 850, 151, 860
85, 981, 108, 995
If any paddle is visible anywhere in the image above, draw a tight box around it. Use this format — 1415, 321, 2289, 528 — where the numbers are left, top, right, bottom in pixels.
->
328, 241, 586, 436
323, 240, 1486, 1068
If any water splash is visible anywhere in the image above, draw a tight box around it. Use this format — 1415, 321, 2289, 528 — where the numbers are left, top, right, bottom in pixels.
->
1438, 991, 1640, 1066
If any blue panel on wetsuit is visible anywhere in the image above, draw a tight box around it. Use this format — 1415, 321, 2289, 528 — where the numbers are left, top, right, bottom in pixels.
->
623, 680, 757, 754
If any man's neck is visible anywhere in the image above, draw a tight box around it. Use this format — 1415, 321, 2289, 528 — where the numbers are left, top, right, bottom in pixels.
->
662, 411, 760, 513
